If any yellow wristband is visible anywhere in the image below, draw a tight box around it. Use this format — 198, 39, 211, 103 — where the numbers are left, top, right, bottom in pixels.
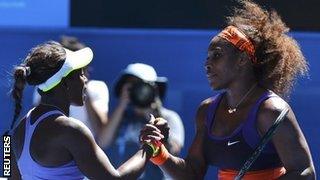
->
145, 142, 160, 157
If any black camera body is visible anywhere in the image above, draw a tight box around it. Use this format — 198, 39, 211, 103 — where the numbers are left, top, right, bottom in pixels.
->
115, 74, 167, 108
129, 81, 157, 108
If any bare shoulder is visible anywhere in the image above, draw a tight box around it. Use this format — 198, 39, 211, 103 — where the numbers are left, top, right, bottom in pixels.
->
12, 118, 26, 158
54, 116, 95, 144
195, 97, 216, 129
12, 118, 26, 139
257, 96, 315, 176
198, 97, 215, 114
256, 96, 294, 135
261, 95, 289, 112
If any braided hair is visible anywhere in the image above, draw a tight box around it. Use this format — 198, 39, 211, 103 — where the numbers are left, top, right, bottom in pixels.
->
228, 0, 308, 97
11, 41, 65, 129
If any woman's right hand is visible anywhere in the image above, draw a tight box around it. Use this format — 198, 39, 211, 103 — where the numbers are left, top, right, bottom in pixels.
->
140, 115, 169, 144
139, 123, 164, 144
118, 83, 131, 108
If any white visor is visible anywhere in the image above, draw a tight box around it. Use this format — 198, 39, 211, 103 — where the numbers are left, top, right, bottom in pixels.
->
37, 47, 93, 92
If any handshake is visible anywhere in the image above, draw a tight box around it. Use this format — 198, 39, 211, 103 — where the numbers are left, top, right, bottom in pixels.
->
139, 114, 169, 144
139, 114, 170, 165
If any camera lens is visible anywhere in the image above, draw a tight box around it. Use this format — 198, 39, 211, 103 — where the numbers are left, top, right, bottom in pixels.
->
130, 82, 156, 107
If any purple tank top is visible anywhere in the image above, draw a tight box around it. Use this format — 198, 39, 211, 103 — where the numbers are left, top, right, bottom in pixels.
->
17, 109, 85, 180
203, 91, 283, 171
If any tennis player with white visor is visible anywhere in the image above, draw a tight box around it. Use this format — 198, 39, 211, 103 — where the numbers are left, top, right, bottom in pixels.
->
10, 41, 166, 179
32, 36, 109, 142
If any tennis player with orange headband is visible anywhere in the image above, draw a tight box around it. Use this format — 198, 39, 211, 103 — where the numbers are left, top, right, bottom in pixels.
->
140, 1, 315, 179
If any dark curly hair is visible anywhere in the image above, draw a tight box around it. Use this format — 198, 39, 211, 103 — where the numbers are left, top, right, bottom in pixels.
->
11, 41, 65, 129
227, 0, 308, 97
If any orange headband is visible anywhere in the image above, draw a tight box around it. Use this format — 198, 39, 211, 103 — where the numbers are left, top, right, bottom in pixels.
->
217, 26, 257, 63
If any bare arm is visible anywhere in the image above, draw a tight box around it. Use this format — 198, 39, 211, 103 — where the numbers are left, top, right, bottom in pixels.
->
9, 149, 21, 180
98, 84, 130, 148
97, 99, 128, 148
156, 99, 211, 179
60, 117, 154, 180
85, 95, 108, 137
257, 98, 316, 179
84, 81, 109, 140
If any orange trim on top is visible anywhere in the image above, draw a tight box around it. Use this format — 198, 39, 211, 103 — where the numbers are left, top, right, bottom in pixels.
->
217, 25, 257, 63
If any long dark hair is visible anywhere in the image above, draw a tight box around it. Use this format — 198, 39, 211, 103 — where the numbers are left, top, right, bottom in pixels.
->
228, 0, 308, 97
10, 41, 65, 129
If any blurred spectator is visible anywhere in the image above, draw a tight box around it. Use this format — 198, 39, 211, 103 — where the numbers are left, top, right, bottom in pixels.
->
33, 36, 109, 141
99, 63, 184, 180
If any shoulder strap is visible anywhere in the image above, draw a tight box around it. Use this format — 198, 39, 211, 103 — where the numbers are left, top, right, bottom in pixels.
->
205, 92, 224, 128
242, 91, 280, 151
28, 110, 64, 127
22, 110, 64, 156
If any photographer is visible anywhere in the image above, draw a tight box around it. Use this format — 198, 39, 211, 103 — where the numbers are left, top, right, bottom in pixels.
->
99, 63, 184, 180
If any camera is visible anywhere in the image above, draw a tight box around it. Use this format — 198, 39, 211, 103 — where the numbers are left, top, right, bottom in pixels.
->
115, 74, 167, 108
129, 81, 157, 108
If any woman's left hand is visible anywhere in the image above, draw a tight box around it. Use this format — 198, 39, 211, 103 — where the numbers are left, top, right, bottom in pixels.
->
139, 114, 169, 144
